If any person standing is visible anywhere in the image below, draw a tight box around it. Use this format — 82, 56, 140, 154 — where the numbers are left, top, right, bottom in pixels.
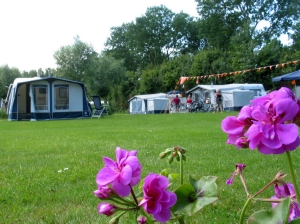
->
186, 94, 192, 113
173, 95, 180, 113
213, 89, 223, 113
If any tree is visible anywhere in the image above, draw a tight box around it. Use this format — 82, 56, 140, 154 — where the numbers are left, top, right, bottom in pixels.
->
171, 12, 202, 54
139, 66, 164, 94
195, 0, 300, 49
87, 55, 126, 102
159, 54, 194, 92
54, 36, 98, 82
0, 65, 21, 98
105, 6, 200, 72
104, 22, 141, 72
134, 6, 175, 67
191, 49, 232, 85
291, 22, 300, 51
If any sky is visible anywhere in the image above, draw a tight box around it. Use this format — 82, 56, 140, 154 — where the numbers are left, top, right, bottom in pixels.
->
0, 0, 199, 72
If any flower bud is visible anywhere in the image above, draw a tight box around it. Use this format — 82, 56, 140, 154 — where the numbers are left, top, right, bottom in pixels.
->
94, 185, 115, 199
109, 216, 120, 224
168, 154, 174, 164
274, 171, 287, 181
159, 152, 167, 159
137, 216, 147, 224
235, 163, 246, 173
98, 202, 116, 216
173, 146, 180, 151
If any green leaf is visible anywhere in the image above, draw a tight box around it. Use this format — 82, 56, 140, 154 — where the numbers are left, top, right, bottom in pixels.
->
189, 176, 218, 198
168, 173, 179, 181
247, 197, 290, 224
288, 218, 300, 224
172, 176, 218, 216
160, 168, 171, 177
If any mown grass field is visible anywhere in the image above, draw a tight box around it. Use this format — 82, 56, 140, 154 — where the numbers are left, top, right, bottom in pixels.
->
1, 112, 300, 223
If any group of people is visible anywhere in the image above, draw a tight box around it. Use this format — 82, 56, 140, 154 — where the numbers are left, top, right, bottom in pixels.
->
172, 89, 223, 113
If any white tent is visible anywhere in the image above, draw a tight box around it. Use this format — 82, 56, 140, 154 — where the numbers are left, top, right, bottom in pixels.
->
5, 77, 91, 121
128, 93, 168, 114
186, 83, 265, 110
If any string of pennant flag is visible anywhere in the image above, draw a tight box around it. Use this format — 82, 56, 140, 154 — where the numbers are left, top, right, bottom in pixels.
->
179, 59, 299, 85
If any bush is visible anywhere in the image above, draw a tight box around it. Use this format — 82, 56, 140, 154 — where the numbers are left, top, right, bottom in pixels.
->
0, 108, 7, 119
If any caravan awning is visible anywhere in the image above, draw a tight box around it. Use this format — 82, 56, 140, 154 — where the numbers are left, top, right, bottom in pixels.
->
272, 70, 300, 82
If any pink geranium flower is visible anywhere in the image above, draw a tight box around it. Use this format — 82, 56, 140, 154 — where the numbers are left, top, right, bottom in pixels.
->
96, 147, 142, 196
222, 87, 300, 154
271, 183, 300, 221
246, 98, 300, 154
221, 106, 253, 148
251, 87, 295, 108
139, 173, 177, 223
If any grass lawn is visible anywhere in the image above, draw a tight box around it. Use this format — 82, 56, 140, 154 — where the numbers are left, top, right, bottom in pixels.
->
1, 112, 299, 223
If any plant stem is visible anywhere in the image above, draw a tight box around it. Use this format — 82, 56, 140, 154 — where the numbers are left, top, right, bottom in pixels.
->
130, 184, 139, 206
252, 178, 276, 198
239, 198, 251, 224
140, 209, 155, 224
178, 216, 185, 224
286, 151, 300, 203
178, 151, 183, 185
108, 197, 136, 207
239, 173, 249, 197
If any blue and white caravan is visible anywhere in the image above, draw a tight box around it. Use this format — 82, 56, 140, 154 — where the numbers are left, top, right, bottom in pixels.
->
6, 77, 91, 121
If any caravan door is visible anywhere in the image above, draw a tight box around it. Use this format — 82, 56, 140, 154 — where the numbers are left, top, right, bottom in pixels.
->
17, 84, 31, 119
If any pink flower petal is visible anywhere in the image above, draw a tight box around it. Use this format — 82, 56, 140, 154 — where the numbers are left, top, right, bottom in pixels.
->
221, 116, 244, 135
96, 167, 119, 186
153, 208, 171, 223
103, 157, 116, 169
276, 124, 299, 145
120, 164, 132, 185
112, 181, 131, 196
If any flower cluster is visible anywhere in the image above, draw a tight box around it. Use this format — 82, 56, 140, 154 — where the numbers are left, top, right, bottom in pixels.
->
139, 173, 177, 222
94, 145, 219, 223
222, 87, 300, 154
96, 147, 142, 197
94, 147, 177, 223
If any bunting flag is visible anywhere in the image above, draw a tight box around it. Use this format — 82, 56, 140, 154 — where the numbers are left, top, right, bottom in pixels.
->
178, 59, 300, 85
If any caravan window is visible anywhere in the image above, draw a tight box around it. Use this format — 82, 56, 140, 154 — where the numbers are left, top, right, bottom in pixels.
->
54, 85, 69, 110
33, 85, 48, 110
